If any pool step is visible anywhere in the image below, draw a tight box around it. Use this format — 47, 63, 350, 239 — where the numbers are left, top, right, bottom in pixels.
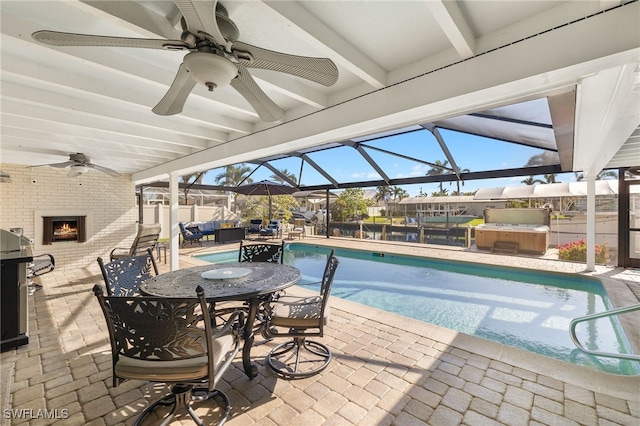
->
491, 241, 519, 254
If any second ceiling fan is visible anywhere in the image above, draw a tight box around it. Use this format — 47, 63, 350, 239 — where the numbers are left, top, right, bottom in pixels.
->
32, 0, 339, 122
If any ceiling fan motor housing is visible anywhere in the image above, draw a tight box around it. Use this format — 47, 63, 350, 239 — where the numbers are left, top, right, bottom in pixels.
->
183, 51, 237, 91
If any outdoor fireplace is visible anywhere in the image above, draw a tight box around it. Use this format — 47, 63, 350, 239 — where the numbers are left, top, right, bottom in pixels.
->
43, 216, 86, 245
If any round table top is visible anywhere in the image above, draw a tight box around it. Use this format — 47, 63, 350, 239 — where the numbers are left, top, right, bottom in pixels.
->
141, 262, 301, 301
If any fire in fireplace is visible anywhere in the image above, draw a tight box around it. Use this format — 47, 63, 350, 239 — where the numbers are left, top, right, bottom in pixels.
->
53, 218, 78, 241
43, 216, 86, 245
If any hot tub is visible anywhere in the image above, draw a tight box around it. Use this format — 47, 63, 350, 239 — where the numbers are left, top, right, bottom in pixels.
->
475, 208, 551, 254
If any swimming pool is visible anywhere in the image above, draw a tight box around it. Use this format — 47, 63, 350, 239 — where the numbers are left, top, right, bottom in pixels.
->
196, 243, 639, 375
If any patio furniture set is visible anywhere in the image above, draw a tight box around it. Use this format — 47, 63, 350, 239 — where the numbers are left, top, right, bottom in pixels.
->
93, 230, 339, 425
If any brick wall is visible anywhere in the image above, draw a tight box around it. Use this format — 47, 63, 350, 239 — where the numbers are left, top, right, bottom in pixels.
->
0, 164, 138, 271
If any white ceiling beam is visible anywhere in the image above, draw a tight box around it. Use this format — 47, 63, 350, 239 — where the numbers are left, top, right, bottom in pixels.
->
78, 0, 181, 39
0, 11, 258, 132
1, 57, 235, 143
574, 63, 640, 176
261, 0, 387, 89
425, 0, 476, 59
0, 111, 198, 158
1, 83, 214, 151
251, 71, 328, 108
133, 2, 640, 183
0, 136, 165, 172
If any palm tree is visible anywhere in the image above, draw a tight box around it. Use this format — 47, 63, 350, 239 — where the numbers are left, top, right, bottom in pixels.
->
431, 188, 449, 197
374, 186, 392, 217
450, 167, 470, 194
390, 186, 409, 218
214, 164, 252, 186
215, 164, 253, 212
270, 168, 297, 184
521, 176, 544, 185
426, 159, 450, 194
179, 171, 206, 205
574, 170, 618, 181
524, 152, 558, 184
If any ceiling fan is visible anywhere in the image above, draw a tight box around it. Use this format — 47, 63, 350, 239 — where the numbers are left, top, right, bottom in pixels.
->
31, 0, 339, 122
33, 153, 120, 178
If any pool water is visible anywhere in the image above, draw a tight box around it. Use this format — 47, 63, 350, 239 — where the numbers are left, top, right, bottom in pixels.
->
196, 243, 639, 375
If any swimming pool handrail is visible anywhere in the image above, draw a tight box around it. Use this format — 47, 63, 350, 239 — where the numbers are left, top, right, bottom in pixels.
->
569, 303, 640, 361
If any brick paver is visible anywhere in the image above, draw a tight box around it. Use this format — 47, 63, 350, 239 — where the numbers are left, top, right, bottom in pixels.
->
1, 238, 638, 425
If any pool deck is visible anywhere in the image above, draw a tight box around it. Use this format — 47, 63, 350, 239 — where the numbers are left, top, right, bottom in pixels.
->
2, 236, 639, 425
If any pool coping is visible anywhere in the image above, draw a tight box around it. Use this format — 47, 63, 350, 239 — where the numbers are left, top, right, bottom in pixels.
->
181, 238, 640, 400
317, 286, 640, 402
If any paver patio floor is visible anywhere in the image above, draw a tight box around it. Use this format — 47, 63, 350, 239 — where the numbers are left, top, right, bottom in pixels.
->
2, 237, 639, 425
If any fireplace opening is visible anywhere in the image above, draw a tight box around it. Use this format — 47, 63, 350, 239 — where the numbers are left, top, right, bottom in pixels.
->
53, 218, 78, 241
43, 216, 86, 245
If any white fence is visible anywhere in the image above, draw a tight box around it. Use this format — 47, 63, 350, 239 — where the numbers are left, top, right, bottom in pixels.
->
142, 205, 240, 239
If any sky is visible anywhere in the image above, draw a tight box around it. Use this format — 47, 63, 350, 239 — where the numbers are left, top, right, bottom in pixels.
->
202, 128, 582, 197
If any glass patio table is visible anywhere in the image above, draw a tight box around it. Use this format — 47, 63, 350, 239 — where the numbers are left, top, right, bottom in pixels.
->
141, 262, 301, 379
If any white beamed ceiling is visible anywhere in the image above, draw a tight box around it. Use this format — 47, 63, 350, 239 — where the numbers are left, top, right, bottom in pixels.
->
1, 1, 638, 184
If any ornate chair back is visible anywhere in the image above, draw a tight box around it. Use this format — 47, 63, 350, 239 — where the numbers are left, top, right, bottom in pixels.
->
97, 248, 158, 297
238, 240, 285, 264
92, 284, 244, 425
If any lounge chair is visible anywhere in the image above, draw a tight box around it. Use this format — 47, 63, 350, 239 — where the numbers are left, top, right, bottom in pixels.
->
246, 219, 263, 235
259, 219, 282, 239
179, 222, 204, 247
110, 223, 161, 261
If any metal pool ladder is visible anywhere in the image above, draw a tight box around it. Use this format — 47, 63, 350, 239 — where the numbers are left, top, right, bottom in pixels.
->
570, 303, 640, 361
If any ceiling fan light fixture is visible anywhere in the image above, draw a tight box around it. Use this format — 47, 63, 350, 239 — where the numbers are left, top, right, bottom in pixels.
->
183, 52, 237, 90
70, 164, 89, 174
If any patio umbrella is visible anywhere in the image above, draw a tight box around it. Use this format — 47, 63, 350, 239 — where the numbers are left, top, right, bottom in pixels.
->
234, 180, 298, 220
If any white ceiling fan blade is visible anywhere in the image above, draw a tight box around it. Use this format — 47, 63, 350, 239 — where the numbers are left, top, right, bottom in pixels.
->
230, 65, 285, 122
152, 64, 197, 115
233, 41, 339, 86
32, 30, 188, 50
88, 164, 120, 177
174, 0, 228, 48
30, 161, 75, 169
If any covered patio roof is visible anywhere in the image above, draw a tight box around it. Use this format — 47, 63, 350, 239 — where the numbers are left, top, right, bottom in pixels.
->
0, 1, 638, 189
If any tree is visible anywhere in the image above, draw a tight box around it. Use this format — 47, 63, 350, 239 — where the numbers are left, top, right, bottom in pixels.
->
179, 171, 206, 205
574, 170, 618, 181
389, 186, 409, 217
521, 176, 544, 185
270, 168, 297, 184
426, 159, 450, 194
331, 188, 372, 222
524, 152, 558, 184
215, 164, 253, 212
431, 188, 449, 197
374, 186, 392, 218
450, 167, 470, 194
243, 194, 298, 223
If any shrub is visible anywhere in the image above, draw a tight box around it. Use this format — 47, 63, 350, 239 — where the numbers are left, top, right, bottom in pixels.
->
557, 239, 609, 264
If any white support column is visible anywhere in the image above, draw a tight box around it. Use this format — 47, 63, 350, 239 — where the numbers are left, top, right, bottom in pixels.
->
586, 176, 596, 272
169, 173, 180, 271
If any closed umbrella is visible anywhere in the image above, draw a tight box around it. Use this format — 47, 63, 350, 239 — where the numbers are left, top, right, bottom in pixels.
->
234, 180, 298, 220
